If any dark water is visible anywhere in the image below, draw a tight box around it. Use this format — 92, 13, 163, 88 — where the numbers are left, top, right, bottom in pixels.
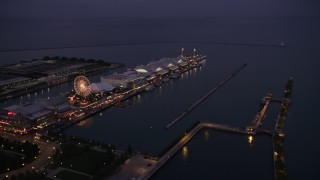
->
0, 17, 319, 179
152, 130, 274, 180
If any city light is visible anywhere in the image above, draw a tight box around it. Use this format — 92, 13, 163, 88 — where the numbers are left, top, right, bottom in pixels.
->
248, 136, 254, 144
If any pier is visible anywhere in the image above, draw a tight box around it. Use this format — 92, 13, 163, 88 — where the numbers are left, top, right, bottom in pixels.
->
273, 77, 294, 180
139, 122, 271, 180
165, 63, 247, 129
246, 93, 272, 132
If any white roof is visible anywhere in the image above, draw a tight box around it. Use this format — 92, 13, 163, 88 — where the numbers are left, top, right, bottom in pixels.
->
135, 65, 150, 73
135, 57, 184, 73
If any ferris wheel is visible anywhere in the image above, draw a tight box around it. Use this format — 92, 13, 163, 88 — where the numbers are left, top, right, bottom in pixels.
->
74, 76, 91, 97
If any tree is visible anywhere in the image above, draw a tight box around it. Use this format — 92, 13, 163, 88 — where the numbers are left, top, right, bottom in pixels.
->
127, 144, 133, 155
87, 59, 96, 63
42, 56, 50, 60
70, 57, 78, 61
60, 57, 68, 60
52, 56, 60, 60
79, 58, 86, 62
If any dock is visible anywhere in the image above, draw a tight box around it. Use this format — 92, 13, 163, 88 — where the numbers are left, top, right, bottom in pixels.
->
165, 63, 247, 129
273, 77, 294, 180
246, 93, 272, 132
139, 122, 270, 180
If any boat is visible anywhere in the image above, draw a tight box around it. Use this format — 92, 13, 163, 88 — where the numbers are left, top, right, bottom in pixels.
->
145, 85, 155, 92
170, 73, 180, 79
154, 79, 162, 86
162, 77, 170, 83
115, 102, 126, 107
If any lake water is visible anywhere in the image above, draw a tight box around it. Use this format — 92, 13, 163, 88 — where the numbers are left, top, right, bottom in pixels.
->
0, 17, 319, 179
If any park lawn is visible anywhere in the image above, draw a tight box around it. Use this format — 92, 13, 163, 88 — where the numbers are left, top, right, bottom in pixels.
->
60, 149, 109, 175
55, 170, 91, 180
0, 152, 23, 174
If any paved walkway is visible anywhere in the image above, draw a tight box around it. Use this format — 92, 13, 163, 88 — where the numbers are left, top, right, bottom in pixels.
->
46, 167, 93, 180
106, 155, 156, 180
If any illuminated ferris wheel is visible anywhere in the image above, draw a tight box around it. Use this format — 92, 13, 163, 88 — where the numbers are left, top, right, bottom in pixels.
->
74, 76, 91, 97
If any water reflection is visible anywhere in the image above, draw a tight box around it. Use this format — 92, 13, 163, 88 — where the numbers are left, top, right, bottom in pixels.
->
204, 130, 210, 141
182, 146, 188, 160
76, 118, 94, 127
137, 94, 141, 103
248, 135, 254, 145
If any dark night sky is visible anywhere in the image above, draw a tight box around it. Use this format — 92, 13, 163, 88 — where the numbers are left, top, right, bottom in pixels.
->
1, 0, 320, 18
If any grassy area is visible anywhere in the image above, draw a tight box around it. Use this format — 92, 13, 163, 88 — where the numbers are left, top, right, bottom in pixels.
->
0, 136, 39, 173
83, 64, 107, 71
46, 133, 127, 179
60, 147, 113, 174
0, 151, 23, 173
55, 170, 91, 180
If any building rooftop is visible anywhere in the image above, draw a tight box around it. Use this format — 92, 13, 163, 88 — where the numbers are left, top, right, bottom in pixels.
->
90, 82, 115, 93
135, 57, 186, 73
29, 110, 52, 120
0, 76, 31, 86
4, 103, 46, 116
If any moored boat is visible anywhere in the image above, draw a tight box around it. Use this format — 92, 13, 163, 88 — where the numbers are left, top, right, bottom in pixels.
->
145, 85, 155, 91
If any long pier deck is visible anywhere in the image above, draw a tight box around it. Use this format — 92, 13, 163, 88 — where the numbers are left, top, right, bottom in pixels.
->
246, 93, 272, 132
165, 63, 247, 129
139, 122, 269, 180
